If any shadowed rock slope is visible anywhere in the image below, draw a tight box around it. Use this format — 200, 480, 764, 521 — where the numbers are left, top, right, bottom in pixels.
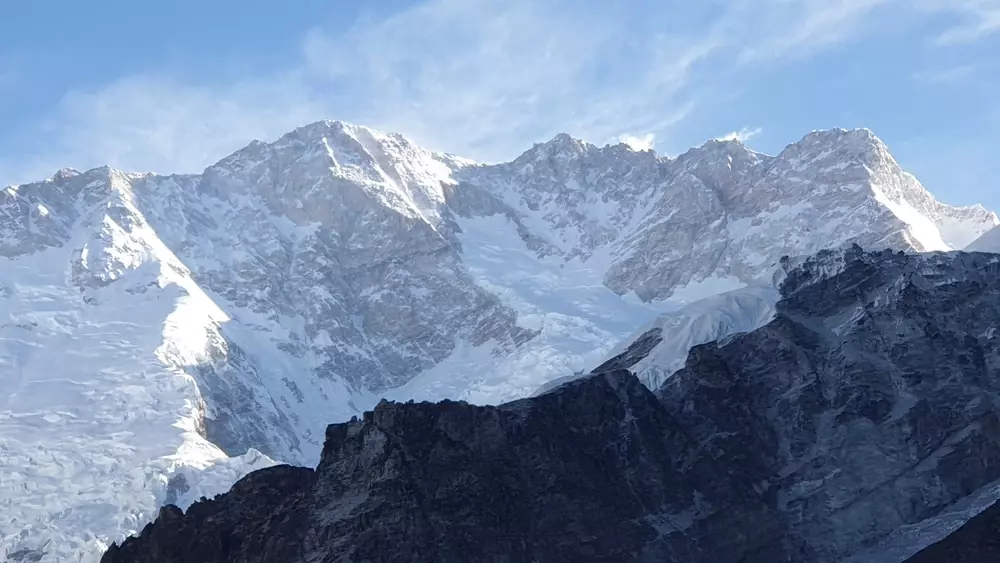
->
902, 498, 1000, 562
102, 246, 1000, 563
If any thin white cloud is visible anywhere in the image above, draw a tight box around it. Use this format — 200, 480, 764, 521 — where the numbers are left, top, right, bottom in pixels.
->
716, 127, 763, 143
4, 0, 715, 178
735, 0, 890, 63
4, 0, 986, 183
48, 74, 325, 175
618, 133, 657, 151
301, 0, 722, 162
0, 72, 328, 183
918, 0, 1000, 43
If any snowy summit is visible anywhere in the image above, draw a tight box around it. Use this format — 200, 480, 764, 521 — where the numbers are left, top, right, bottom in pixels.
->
0, 120, 997, 562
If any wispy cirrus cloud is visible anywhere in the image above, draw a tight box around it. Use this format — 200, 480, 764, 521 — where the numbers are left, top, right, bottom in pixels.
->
45, 75, 324, 176
300, 0, 721, 160
919, 0, 1000, 43
3, 0, 996, 185
734, 0, 890, 63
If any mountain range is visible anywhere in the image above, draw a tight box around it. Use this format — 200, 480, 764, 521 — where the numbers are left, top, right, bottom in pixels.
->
0, 120, 996, 562
103, 246, 1000, 563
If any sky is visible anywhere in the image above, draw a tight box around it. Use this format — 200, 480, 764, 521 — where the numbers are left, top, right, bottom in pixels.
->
1, 0, 998, 211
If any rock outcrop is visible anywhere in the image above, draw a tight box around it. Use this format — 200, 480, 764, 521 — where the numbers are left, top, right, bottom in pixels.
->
102, 246, 1000, 563
902, 499, 1000, 562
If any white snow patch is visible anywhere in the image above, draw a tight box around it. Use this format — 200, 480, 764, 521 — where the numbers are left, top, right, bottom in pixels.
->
668, 275, 748, 304
871, 186, 950, 251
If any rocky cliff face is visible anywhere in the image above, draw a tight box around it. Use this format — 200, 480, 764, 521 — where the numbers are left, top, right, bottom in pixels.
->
901, 499, 1000, 562
659, 246, 1000, 562
101, 246, 1000, 563
102, 371, 783, 563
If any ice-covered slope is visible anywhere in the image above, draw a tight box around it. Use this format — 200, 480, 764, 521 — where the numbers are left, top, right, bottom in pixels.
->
583, 129, 997, 388
0, 121, 996, 561
966, 225, 1000, 252
0, 170, 282, 561
598, 286, 780, 389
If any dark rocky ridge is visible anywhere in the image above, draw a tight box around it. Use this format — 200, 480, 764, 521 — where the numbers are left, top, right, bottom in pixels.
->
103, 246, 1000, 563
902, 499, 1000, 562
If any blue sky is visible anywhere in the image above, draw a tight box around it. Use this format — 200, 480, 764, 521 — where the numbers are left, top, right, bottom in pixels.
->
2, 0, 998, 210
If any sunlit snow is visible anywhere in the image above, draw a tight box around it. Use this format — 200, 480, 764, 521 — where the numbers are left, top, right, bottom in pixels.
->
0, 243, 276, 562
2, 122, 998, 563
385, 213, 672, 404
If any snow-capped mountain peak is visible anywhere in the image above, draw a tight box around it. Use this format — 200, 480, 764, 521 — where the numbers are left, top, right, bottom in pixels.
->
538, 131, 591, 151
1, 121, 997, 562
692, 135, 756, 154
52, 167, 83, 181
210, 119, 462, 228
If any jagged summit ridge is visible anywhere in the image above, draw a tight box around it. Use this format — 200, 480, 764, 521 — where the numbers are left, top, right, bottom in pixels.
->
1, 121, 997, 562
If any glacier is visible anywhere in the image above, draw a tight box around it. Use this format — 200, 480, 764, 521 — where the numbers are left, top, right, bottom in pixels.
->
0, 121, 997, 562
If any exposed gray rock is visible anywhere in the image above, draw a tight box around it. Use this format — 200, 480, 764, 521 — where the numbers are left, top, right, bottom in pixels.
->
659, 245, 1000, 561
3, 121, 998, 561
103, 368, 783, 563
102, 246, 1000, 563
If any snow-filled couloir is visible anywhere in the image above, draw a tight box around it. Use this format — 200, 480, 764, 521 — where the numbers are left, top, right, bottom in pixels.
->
0, 120, 996, 561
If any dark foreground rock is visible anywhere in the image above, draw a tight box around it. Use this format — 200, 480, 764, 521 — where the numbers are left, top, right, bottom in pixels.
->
103, 246, 1000, 563
902, 499, 1000, 562
104, 367, 780, 563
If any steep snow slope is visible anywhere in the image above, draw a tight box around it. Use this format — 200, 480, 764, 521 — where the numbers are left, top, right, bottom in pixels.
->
0, 175, 280, 562
0, 121, 996, 561
383, 212, 671, 403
